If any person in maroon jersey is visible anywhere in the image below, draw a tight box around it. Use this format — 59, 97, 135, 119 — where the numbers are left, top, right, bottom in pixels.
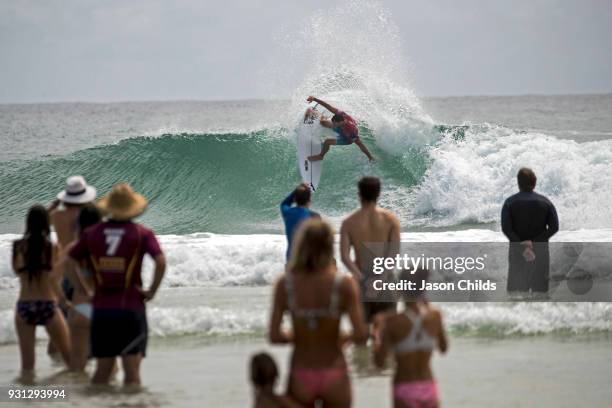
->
67, 183, 166, 386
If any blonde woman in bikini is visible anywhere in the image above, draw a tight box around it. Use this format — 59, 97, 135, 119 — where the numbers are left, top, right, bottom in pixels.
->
269, 219, 368, 407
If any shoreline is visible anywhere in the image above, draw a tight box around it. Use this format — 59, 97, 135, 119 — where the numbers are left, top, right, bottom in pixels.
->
1, 335, 611, 407
2, 285, 612, 345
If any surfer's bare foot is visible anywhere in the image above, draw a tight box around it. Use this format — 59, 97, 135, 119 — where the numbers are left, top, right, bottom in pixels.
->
308, 154, 323, 162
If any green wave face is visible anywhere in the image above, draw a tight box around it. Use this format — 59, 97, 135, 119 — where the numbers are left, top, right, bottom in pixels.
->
0, 129, 431, 234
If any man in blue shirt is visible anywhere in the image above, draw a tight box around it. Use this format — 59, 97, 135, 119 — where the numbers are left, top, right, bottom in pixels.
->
280, 183, 320, 260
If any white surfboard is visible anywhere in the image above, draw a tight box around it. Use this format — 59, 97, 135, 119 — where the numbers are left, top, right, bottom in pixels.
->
297, 108, 323, 191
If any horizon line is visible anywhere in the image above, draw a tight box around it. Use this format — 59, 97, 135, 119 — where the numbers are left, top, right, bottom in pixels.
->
1, 91, 612, 106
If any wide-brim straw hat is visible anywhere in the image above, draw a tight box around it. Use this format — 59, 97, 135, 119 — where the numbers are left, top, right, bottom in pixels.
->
57, 175, 97, 204
98, 183, 148, 221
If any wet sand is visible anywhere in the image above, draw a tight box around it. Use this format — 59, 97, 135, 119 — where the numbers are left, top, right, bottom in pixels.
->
1, 334, 611, 407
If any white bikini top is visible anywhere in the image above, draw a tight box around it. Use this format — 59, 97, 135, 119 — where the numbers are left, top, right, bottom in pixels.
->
393, 308, 437, 354
284, 272, 343, 330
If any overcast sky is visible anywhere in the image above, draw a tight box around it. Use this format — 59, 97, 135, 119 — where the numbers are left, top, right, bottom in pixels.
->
1, 0, 611, 103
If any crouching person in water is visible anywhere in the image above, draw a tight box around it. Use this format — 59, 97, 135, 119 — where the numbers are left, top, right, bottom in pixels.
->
372, 269, 448, 408
250, 352, 301, 408
67, 184, 166, 386
269, 219, 368, 407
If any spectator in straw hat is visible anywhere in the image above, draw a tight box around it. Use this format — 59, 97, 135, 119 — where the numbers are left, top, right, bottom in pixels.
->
67, 183, 166, 386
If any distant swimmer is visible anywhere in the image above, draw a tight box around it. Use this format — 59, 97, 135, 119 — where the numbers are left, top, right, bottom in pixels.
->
305, 96, 375, 162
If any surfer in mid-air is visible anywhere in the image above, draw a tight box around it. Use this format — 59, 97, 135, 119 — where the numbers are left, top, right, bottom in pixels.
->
306, 96, 375, 162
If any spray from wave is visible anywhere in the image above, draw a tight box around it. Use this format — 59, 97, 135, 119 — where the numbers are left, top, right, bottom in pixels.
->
267, 0, 436, 149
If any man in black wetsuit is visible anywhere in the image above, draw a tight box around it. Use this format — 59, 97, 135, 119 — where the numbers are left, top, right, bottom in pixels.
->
501, 168, 559, 294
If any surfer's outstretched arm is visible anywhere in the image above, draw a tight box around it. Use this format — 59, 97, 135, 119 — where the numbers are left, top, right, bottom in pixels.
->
306, 96, 338, 114
355, 139, 375, 162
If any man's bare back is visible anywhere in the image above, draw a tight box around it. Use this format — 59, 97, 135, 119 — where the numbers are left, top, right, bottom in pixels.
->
340, 176, 401, 323
340, 205, 400, 278
341, 206, 400, 278
341, 205, 400, 323
50, 205, 84, 249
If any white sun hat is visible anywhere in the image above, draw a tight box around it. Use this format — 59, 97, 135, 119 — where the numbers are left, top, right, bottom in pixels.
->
56, 175, 97, 204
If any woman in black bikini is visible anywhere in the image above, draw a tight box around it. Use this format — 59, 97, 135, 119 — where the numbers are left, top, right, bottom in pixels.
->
12, 205, 71, 380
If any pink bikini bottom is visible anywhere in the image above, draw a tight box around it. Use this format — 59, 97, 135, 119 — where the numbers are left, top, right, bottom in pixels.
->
394, 380, 439, 408
292, 367, 347, 400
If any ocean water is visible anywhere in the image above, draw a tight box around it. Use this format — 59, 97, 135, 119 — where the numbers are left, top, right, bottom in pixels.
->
1, 94, 612, 345
1, 95, 612, 234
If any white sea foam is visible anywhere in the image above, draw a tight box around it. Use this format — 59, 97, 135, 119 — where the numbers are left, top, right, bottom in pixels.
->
0, 232, 288, 289
148, 305, 265, 338
444, 302, 612, 335
1, 301, 611, 346
411, 125, 612, 230
2, 229, 610, 290
2, 225, 611, 345
0, 305, 266, 345
156, 233, 287, 287
0, 309, 16, 344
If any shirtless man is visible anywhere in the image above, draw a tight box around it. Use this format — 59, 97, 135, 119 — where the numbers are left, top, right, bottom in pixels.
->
47, 175, 96, 356
340, 176, 400, 323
